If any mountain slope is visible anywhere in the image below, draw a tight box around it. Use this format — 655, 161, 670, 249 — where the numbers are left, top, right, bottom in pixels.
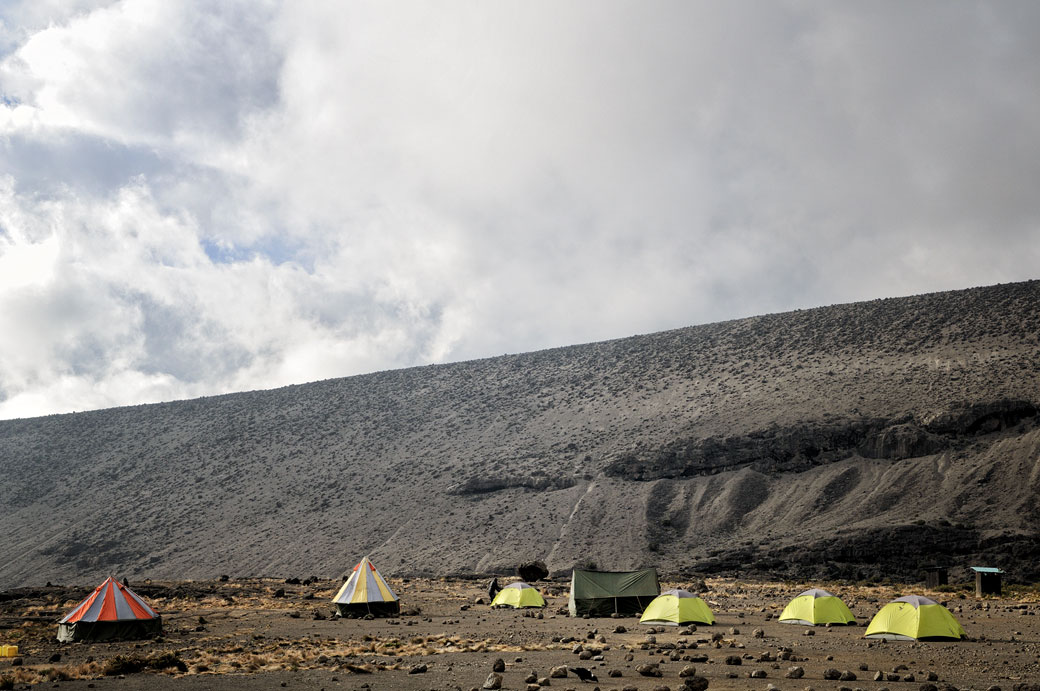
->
2, 280, 1039, 588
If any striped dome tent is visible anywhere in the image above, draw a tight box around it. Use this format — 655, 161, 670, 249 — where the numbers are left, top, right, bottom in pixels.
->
333, 556, 400, 617
57, 577, 162, 642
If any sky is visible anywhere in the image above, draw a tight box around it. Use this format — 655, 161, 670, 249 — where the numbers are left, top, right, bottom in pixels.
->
1, 1, 1039, 420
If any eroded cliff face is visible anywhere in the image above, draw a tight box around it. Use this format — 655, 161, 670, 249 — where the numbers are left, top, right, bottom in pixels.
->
2, 280, 1040, 588
603, 399, 1038, 479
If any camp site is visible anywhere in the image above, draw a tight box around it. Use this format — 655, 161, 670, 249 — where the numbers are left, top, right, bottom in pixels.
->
3, 565, 1039, 691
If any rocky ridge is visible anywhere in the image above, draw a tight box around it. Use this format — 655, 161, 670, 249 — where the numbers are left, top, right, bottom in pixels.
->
1, 280, 1039, 588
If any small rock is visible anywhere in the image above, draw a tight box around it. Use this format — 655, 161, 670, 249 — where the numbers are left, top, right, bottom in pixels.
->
679, 677, 709, 691
679, 665, 697, 677
839, 671, 857, 681
750, 669, 768, 678
918, 685, 938, 691
408, 664, 427, 674
492, 658, 505, 673
549, 665, 568, 679
524, 672, 538, 684
725, 655, 742, 665
823, 669, 842, 680
786, 666, 805, 679
636, 663, 663, 677
526, 685, 540, 691
874, 671, 885, 681
753, 628, 765, 638
483, 672, 503, 690
927, 671, 939, 681
802, 629, 815, 636
609, 668, 623, 677
614, 625, 627, 633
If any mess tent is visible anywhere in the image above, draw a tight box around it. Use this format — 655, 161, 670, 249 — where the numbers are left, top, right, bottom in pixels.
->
333, 556, 400, 617
778, 588, 856, 626
864, 595, 966, 640
57, 577, 162, 642
568, 568, 660, 617
640, 588, 715, 626
491, 581, 546, 608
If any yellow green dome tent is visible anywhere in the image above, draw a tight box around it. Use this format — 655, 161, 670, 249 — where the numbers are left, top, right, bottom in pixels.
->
332, 556, 400, 617
864, 595, 966, 641
639, 589, 714, 626
491, 581, 545, 608
778, 588, 855, 626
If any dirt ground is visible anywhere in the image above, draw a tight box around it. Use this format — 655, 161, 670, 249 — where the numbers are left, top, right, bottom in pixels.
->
1, 577, 1038, 690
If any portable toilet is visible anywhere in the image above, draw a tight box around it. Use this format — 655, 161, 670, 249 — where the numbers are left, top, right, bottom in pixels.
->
971, 566, 1003, 597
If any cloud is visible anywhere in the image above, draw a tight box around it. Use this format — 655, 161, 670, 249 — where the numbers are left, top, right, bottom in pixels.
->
1, 1, 1039, 418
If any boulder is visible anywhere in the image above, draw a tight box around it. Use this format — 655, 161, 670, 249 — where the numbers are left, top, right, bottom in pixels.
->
518, 561, 550, 582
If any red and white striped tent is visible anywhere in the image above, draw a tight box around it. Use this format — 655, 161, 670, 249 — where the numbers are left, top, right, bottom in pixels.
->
57, 577, 162, 642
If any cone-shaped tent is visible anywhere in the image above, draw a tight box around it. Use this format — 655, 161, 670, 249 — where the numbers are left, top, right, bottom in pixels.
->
778, 588, 856, 626
864, 595, 966, 640
333, 556, 400, 617
639, 589, 714, 626
491, 581, 545, 608
57, 577, 162, 642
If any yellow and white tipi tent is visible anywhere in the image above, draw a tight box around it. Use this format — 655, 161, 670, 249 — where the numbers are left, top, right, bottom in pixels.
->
333, 556, 400, 617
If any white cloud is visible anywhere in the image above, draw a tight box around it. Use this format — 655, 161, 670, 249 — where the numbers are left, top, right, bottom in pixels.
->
1, 1, 1040, 418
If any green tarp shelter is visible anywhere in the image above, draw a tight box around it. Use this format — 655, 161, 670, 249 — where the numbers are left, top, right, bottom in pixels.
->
568, 568, 660, 617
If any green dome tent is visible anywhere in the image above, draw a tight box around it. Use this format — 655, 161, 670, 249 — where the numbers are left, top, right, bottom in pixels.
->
491, 582, 545, 608
778, 588, 855, 626
639, 589, 714, 626
864, 595, 966, 640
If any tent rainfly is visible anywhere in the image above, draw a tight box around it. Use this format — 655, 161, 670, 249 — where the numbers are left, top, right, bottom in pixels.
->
864, 595, 966, 641
568, 568, 660, 617
57, 577, 162, 642
332, 556, 400, 617
640, 588, 714, 626
778, 588, 856, 626
491, 581, 546, 608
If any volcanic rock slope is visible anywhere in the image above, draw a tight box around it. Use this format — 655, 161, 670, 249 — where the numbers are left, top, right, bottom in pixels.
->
2, 281, 1040, 589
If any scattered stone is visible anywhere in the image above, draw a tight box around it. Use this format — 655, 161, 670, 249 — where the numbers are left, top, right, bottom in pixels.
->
614, 625, 627, 633
609, 668, 623, 677
927, 671, 939, 681
802, 629, 815, 636
874, 671, 885, 681
482, 672, 502, 690
753, 628, 765, 638
679, 677, 709, 691
750, 669, 768, 678
636, 663, 663, 677
679, 665, 697, 677
785, 667, 804, 679
492, 659, 505, 673
729, 627, 740, 635
839, 671, 857, 681
524, 672, 538, 684
408, 663, 427, 674
919, 685, 938, 691
823, 669, 842, 680
549, 665, 568, 678
725, 655, 742, 666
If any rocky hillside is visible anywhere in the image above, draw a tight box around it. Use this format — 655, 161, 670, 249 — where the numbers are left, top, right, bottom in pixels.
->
2, 281, 1039, 589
